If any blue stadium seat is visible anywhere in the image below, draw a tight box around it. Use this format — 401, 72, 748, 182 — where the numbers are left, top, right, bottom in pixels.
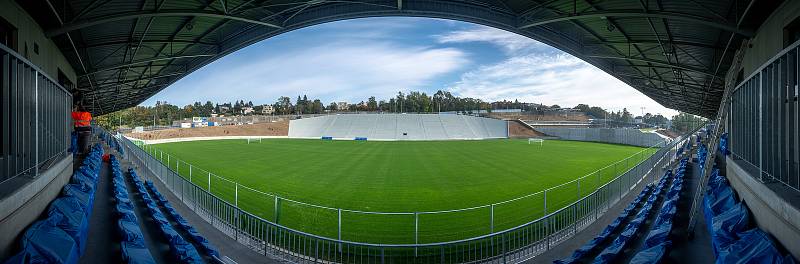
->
127, 168, 205, 263
629, 241, 671, 264
109, 155, 158, 264
4, 143, 105, 263
47, 197, 91, 255
144, 180, 220, 258
120, 242, 156, 264
716, 229, 786, 264
591, 166, 677, 264
62, 184, 94, 211
554, 184, 657, 264
711, 203, 750, 252
10, 216, 80, 264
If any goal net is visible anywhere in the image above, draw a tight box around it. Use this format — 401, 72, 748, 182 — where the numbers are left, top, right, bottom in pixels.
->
528, 138, 544, 145
247, 138, 262, 144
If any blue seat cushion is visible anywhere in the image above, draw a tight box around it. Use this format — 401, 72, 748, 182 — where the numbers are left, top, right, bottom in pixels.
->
47, 197, 90, 254
118, 220, 146, 247
629, 241, 671, 264
716, 229, 783, 264
20, 218, 80, 264
121, 242, 157, 264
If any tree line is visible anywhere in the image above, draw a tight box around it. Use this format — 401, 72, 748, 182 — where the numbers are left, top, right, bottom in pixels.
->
93, 90, 699, 130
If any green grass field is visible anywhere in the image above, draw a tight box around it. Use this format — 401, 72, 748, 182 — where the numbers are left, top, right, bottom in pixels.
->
143, 139, 655, 244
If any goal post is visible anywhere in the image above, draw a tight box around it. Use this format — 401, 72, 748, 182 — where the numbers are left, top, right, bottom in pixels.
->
528, 138, 544, 145
247, 138, 262, 144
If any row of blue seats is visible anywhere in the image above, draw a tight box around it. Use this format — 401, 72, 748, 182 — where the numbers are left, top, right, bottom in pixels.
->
591, 167, 674, 264
128, 168, 205, 264
99, 129, 125, 157
697, 144, 709, 172
110, 155, 157, 264
677, 140, 691, 158
703, 168, 796, 264
4, 145, 104, 264
629, 158, 689, 264
145, 181, 220, 258
555, 180, 657, 263
718, 133, 729, 156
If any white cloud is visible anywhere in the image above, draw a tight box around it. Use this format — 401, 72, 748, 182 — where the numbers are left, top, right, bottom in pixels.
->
439, 26, 679, 117
146, 40, 468, 105
436, 27, 548, 55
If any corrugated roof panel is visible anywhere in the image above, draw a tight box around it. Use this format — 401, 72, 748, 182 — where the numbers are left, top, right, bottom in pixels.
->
17, 0, 781, 117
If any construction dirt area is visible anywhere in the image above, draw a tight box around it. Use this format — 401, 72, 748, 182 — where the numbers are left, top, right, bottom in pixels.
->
508, 120, 548, 138
127, 120, 289, 140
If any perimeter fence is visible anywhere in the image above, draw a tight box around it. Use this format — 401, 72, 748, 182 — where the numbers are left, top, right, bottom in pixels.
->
129, 139, 659, 244
111, 128, 692, 263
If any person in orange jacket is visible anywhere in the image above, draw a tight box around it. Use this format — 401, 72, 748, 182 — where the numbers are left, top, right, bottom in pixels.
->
72, 102, 93, 154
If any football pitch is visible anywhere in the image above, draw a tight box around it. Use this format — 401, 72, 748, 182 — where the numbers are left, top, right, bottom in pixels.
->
143, 139, 656, 244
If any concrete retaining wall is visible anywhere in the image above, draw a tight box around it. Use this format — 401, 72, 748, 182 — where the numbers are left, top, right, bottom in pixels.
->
535, 128, 669, 147
0, 155, 73, 259
726, 157, 800, 259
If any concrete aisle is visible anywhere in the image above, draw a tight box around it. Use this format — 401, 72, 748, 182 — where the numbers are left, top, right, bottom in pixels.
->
666, 159, 715, 264
79, 146, 119, 264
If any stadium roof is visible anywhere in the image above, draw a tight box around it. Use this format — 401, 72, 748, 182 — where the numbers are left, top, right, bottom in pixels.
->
20, 0, 782, 117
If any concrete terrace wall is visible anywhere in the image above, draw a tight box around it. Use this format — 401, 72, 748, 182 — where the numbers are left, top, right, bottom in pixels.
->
726, 158, 800, 259
535, 128, 669, 147
288, 114, 508, 140
0, 155, 73, 259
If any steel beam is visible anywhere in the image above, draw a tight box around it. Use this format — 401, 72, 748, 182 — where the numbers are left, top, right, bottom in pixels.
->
77, 39, 218, 50
84, 54, 215, 76
591, 55, 718, 77
46, 9, 283, 37
519, 10, 753, 37
93, 72, 185, 87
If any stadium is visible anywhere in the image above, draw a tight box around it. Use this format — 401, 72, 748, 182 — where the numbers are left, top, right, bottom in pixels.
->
1, 1, 799, 264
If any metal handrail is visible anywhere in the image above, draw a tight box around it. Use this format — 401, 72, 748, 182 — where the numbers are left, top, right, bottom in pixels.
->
0, 43, 72, 185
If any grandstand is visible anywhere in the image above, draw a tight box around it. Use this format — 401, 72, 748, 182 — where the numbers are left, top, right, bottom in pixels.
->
288, 114, 508, 140
2, 0, 799, 263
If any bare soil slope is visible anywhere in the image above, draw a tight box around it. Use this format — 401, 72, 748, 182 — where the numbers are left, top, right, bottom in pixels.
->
128, 121, 289, 140
508, 120, 547, 138
656, 129, 680, 138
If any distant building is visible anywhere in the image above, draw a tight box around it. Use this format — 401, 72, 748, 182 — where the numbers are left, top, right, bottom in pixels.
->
219, 106, 230, 113
336, 102, 349, 111
262, 105, 275, 115
242, 106, 254, 115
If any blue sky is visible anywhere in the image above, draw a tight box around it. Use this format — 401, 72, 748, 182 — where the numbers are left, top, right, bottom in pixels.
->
143, 17, 678, 117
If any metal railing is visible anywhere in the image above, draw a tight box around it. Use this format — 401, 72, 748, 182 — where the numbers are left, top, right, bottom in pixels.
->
127, 139, 662, 244
728, 38, 800, 193
0, 44, 72, 184
112, 125, 691, 263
